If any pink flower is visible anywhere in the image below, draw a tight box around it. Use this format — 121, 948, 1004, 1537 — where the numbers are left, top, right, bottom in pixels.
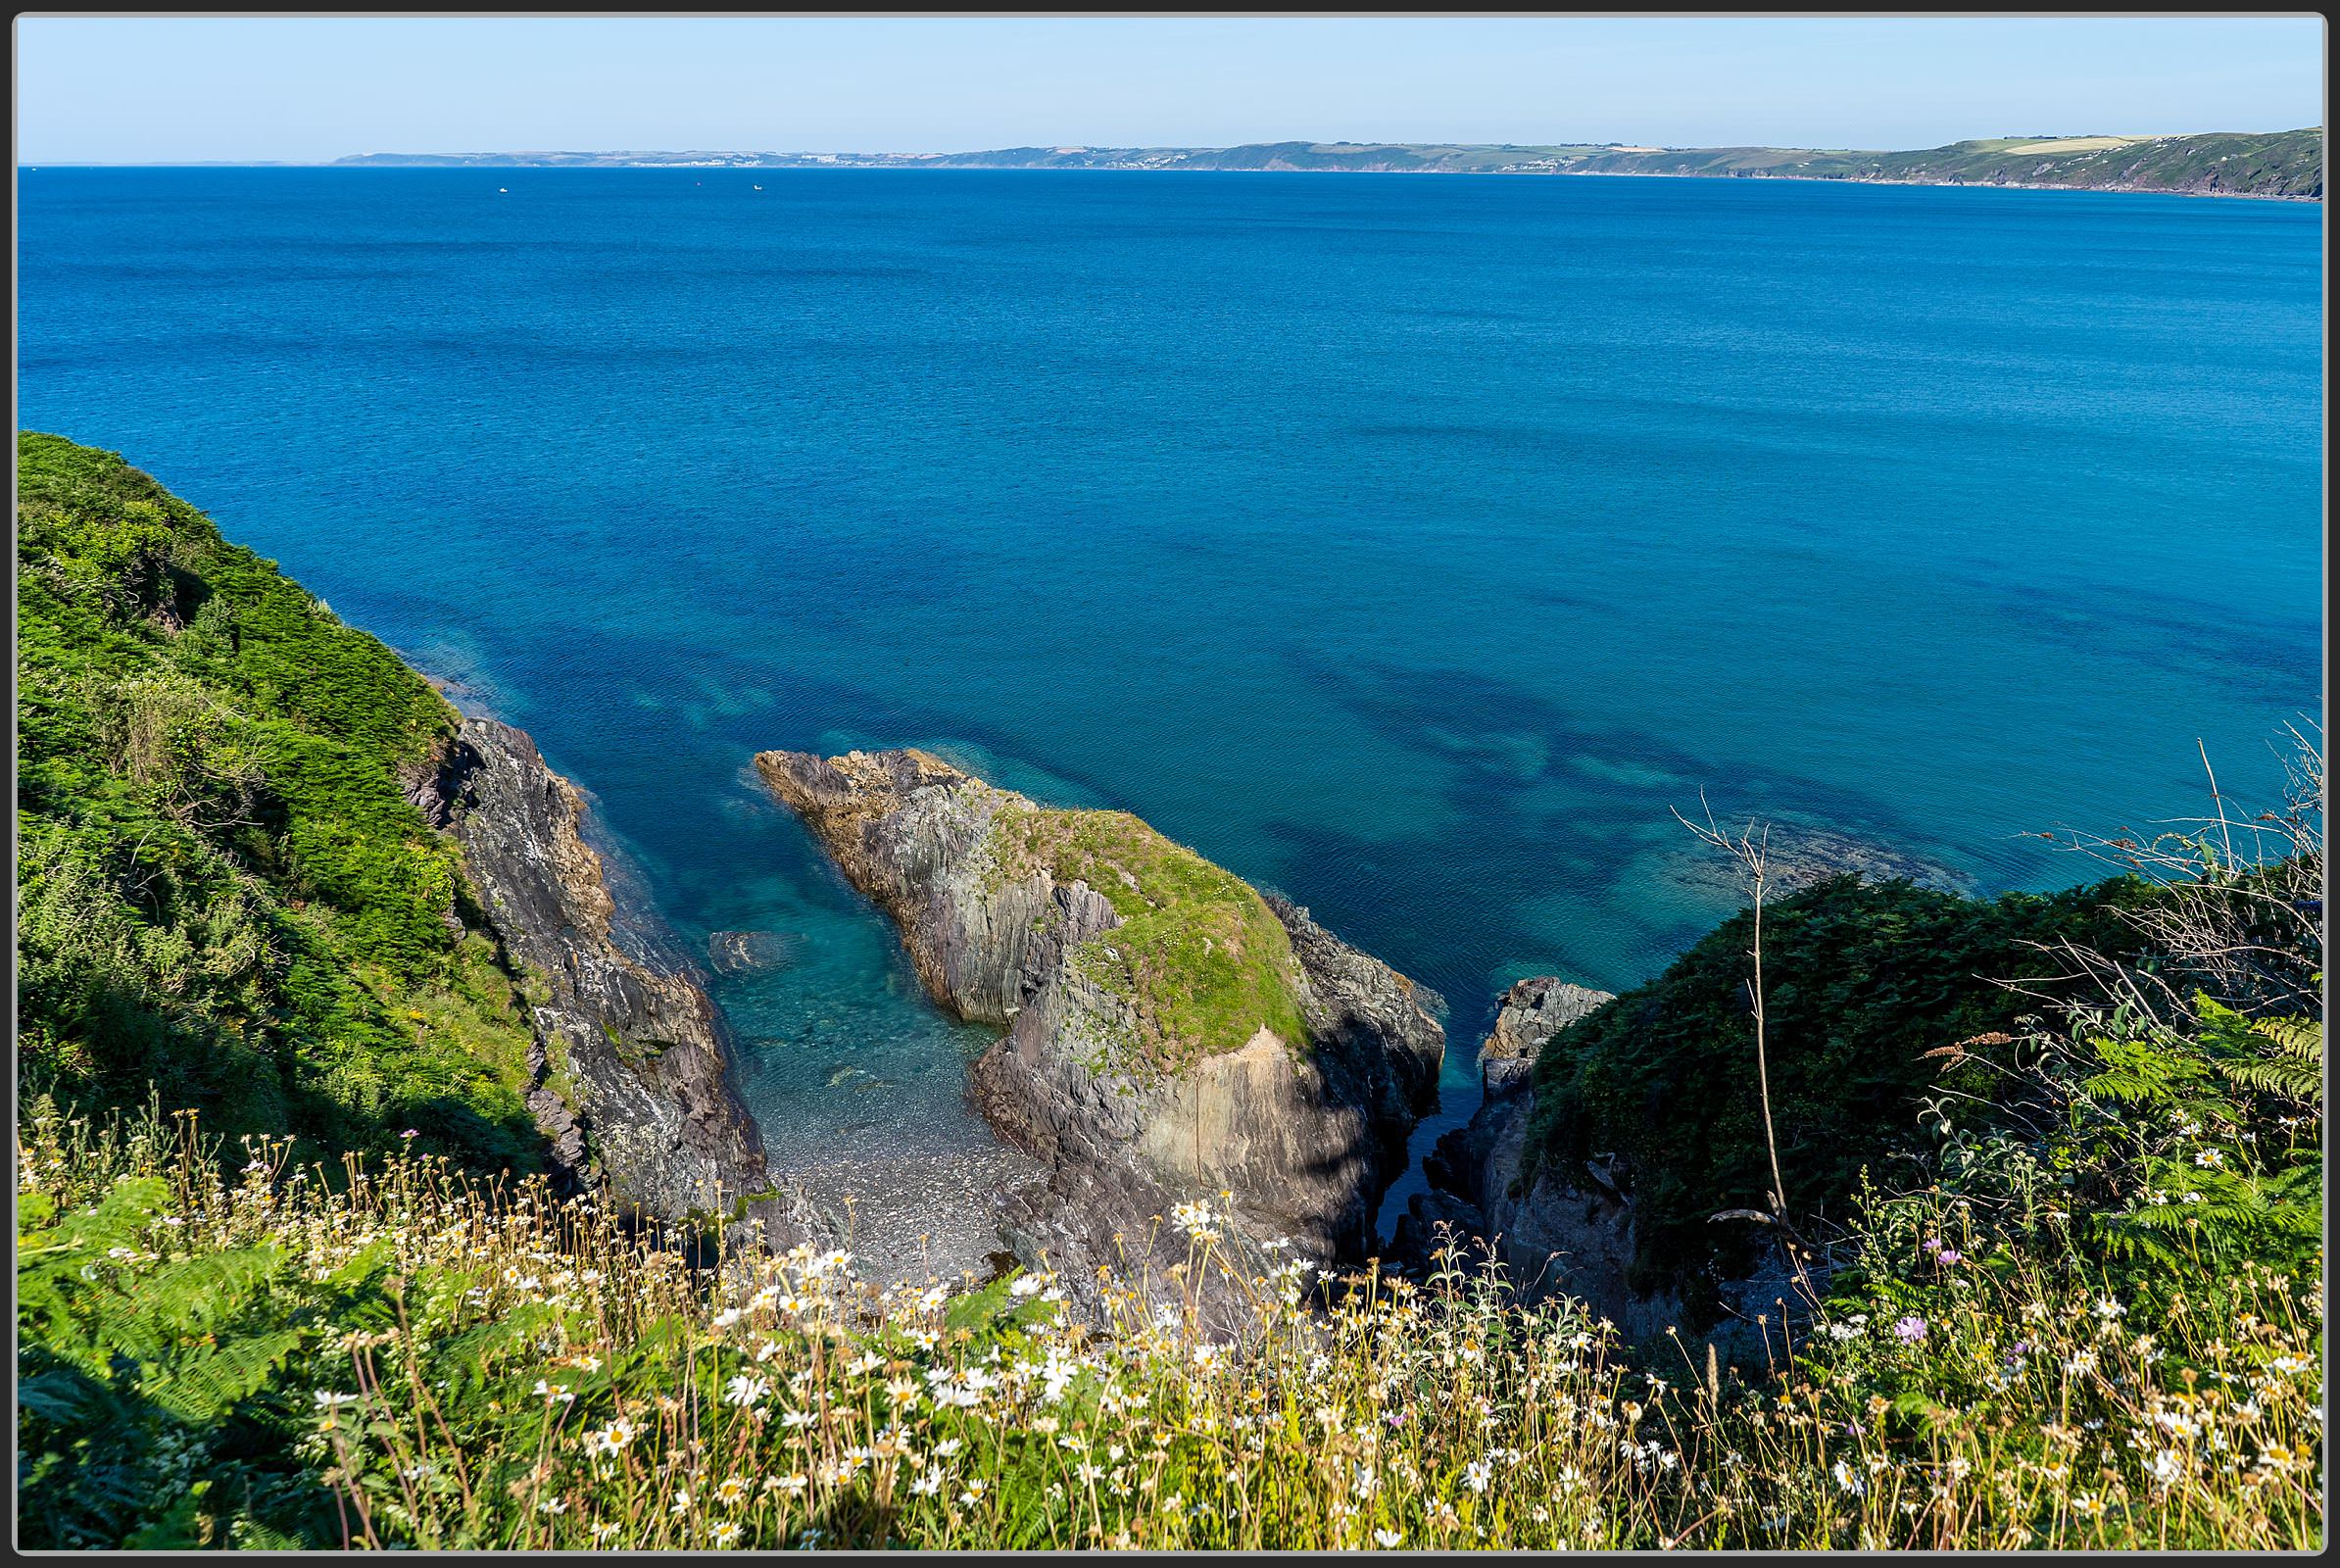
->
1893, 1316, 1928, 1345
400, 1129, 420, 1140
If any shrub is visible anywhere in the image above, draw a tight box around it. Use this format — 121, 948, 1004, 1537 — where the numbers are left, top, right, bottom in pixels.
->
1524, 873, 2156, 1307
15, 431, 543, 1169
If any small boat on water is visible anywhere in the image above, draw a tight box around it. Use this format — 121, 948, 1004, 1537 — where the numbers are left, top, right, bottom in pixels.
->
753, 184, 763, 191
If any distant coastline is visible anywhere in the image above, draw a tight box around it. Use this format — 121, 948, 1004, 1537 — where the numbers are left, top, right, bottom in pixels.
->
1553, 166, 2322, 203
313, 126, 2324, 200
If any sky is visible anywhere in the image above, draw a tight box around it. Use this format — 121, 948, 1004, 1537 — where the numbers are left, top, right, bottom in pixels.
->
13, 15, 2327, 165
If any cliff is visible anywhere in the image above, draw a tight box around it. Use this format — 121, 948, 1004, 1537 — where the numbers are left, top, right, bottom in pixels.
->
1403, 974, 1806, 1360
19, 431, 551, 1168
754, 747, 1444, 1309
17, 431, 810, 1246
409, 716, 815, 1237
1558, 127, 2324, 199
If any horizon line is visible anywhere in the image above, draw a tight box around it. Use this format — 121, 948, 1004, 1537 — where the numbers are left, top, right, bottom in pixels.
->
20, 124, 2326, 170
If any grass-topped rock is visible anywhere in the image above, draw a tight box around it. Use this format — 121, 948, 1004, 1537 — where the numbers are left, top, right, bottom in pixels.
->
756, 747, 1443, 1316
984, 796, 1311, 1071
756, 749, 1326, 1076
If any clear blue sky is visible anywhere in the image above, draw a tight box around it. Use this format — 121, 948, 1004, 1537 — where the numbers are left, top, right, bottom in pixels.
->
14, 15, 2326, 165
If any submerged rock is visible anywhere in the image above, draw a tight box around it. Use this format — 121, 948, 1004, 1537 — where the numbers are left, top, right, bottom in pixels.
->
707, 929, 804, 975
756, 747, 1444, 1320
408, 716, 820, 1242
1659, 823, 1975, 903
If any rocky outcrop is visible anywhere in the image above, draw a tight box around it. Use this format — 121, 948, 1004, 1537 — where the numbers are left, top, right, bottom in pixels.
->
1474, 976, 1614, 1098
408, 715, 816, 1240
755, 747, 1444, 1313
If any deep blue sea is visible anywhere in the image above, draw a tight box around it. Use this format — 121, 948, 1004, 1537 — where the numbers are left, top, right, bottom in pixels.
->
18, 168, 2322, 1251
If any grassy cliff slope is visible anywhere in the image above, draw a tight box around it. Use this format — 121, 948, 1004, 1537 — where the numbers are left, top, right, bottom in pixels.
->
1523, 874, 2156, 1301
15, 432, 547, 1169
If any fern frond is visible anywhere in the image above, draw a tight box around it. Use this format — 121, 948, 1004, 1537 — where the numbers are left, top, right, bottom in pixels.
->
2214, 1010, 2323, 1106
137, 1245, 284, 1335
143, 1327, 306, 1425
2251, 1014, 2323, 1061
2220, 1056, 2324, 1102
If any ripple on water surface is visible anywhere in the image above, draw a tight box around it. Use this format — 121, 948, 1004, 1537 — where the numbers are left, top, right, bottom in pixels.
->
16, 169, 2320, 1270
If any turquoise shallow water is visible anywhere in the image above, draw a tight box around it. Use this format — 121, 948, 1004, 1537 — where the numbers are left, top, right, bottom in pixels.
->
18, 169, 2322, 1241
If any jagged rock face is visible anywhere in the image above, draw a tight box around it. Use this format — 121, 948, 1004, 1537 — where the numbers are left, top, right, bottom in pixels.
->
756, 747, 1444, 1311
1477, 976, 1614, 1099
411, 716, 815, 1240
1406, 975, 1671, 1328
1415, 975, 1799, 1358
1420, 1078, 1679, 1336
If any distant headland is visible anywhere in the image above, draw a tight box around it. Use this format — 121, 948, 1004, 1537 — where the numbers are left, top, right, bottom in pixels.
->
329, 126, 2323, 198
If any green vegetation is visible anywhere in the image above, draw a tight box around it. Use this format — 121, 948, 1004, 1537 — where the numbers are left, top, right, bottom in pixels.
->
1524, 874, 2157, 1309
987, 802, 1311, 1072
15, 431, 547, 1171
14, 436, 2321, 1548
1867, 127, 2322, 197
17, 970, 2321, 1549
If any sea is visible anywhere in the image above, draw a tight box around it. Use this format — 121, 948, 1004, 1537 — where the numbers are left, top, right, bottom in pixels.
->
18, 167, 2322, 1269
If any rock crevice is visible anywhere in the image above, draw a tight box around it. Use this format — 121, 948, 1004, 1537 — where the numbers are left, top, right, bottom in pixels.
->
1407, 974, 1801, 1357
1398, 976, 1657, 1320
